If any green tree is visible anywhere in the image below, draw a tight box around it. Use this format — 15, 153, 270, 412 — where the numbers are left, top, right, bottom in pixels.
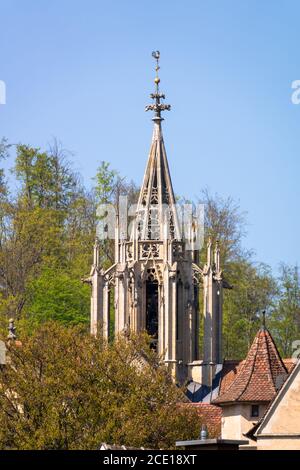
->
223, 260, 278, 358
25, 268, 90, 327
92, 160, 138, 266
0, 205, 63, 320
197, 190, 277, 358
199, 188, 249, 265
0, 143, 95, 326
269, 264, 300, 357
94, 161, 119, 205
14, 143, 79, 210
0, 138, 10, 199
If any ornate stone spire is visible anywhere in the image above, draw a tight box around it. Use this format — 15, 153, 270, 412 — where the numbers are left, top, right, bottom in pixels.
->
136, 51, 180, 241
88, 52, 203, 383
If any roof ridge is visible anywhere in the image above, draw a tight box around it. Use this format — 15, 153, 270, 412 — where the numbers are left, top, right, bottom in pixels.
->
264, 329, 281, 392
213, 336, 259, 403
266, 328, 288, 375
260, 330, 276, 394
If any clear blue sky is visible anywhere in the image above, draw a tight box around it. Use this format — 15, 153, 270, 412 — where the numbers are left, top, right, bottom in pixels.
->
1, 0, 299, 272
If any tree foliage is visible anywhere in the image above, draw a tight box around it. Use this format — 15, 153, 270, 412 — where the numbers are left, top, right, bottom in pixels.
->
199, 188, 249, 264
223, 261, 278, 358
269, 264, 300, 357
198, 189, 279, 358
0, 142, 94, 327
26, 268, 90, 326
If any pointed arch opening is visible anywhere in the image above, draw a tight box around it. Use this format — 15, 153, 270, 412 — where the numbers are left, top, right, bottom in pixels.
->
145, 269, 159, 346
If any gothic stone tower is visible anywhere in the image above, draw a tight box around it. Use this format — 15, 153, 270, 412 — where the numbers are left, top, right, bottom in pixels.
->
87, 52, 224, 384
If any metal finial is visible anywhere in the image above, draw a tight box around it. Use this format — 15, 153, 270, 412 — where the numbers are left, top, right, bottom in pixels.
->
261, 310, 266, 330
145, 51, 171, 121
200, 424, 208, 440
152, 50, 160, 61
152, 50, 160, 91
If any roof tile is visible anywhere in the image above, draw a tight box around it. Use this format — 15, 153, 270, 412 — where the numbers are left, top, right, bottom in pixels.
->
184, 403, 222, 437
213, 327, 288, 404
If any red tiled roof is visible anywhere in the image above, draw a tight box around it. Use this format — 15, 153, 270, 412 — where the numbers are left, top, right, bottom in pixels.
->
219, 358, 295, 397
184, 403, 222, 437
213, 327, 288, 404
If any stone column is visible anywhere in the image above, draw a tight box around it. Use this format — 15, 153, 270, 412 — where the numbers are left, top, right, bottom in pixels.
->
158, 283, 165, 356
170, 273, 177, 361
115, 271, 127, 335
90, 269, 104, 337
202, 239, 223, 385
166, 270, 177, 378
163, 267, 170, 361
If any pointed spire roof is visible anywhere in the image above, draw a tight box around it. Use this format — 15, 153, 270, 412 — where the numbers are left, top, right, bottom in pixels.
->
136, 51, 180, 241
213, 326, 288, 404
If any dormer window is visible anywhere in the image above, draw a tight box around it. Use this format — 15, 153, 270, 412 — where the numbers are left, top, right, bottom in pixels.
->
251, 405, 259, 418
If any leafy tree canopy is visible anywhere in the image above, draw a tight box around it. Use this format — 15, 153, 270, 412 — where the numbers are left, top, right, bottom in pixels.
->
0, 323, 200, 450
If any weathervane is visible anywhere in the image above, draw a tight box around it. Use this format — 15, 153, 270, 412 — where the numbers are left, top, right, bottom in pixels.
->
145, 50, 171, 121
